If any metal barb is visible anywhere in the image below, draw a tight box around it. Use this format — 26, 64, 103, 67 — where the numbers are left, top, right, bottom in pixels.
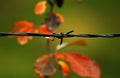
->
0, 32, 120, 44
0, 32, 120, 38
66, 30, 74, 34
59, 32, 64, 45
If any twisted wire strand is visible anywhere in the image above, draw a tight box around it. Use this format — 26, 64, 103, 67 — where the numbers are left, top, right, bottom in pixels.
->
0, 32, 120, 38
0, 31, 119, 44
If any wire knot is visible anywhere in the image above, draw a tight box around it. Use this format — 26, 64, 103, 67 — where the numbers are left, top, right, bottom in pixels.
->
54, 30, 74, 45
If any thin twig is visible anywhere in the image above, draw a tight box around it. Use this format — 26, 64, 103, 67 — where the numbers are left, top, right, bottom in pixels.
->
44, 76, 50, 78
46, 39, 51, 54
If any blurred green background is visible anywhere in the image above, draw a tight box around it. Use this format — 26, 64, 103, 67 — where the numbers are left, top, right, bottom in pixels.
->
0, 0, 120, 78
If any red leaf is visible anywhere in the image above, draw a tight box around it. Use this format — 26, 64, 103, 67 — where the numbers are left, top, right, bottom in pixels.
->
63, 52, 100, 78
9, 20, 36, 45
34, 54, 56, 78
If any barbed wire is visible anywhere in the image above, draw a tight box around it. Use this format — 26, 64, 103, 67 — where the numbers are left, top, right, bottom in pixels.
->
0, 30, 120, 44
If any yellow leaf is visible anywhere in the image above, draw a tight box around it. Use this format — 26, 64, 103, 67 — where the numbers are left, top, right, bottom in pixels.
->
57, 60, 70, 76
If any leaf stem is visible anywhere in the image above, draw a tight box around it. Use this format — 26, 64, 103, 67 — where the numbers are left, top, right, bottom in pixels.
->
44, 76, 50, 78
46, 39, 50, 54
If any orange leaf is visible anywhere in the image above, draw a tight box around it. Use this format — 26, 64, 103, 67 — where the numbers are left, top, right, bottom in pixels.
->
39, 24, 53, 34
54, 53, 70, 76
34, 1, 47, 16
38, 25, 56, 40
67, 38, 87, 46
9, 20, 36, 45
63, 52, 100, 78
54, 53, 65, 59
17, 36, 28, 45
34, 54, 56, 78
10, 20, 35, 33
55, 13, 64, 23
57, 60, 70, 76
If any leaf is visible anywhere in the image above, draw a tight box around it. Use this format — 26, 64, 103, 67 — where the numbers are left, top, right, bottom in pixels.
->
56, 39, 86, 51
39, 24, 54, 34
54, 53, 65, 59
67, 38, 87, 46
56, 43, 67, 51
9, 20, 36, 45
17, 36, 28, 45
38, 24, 56, 40
54, 53, 70, 76
10, 20, 35, 33
55, 13, 64, 23
57, 60, 70, 76
63, 52, 100, 78
34, 1, 47, 16
45, 13, 61, 31
34, 54, 56, 78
